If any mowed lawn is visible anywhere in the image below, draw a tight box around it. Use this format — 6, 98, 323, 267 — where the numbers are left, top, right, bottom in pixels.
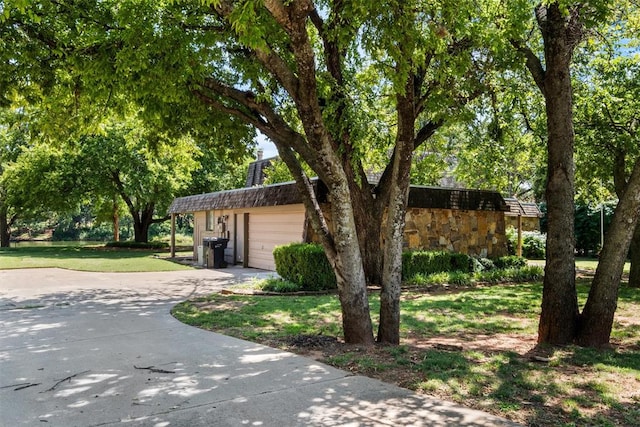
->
0, 245, 193, 272
173, 280, 640, 426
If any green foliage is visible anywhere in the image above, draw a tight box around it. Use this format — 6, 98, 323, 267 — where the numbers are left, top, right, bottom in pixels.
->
494, 255, 527, 269
259, 278, 303, 293
401, 250, 472, 279
505, 227, 547, 259
470, 257, 496, 272
574, 201, 614, 256
105, 241, 168, 250
406, 266, 544, 287
273, 243, 337, 291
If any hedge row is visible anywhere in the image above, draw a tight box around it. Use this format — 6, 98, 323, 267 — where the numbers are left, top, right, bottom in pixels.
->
273, 243, 528, 291
105, 241, 169, 250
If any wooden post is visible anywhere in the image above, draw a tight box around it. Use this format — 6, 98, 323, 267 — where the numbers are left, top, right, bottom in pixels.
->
243, 213, 249, 268
517, 214, 523, 257
170, 213, 176, 258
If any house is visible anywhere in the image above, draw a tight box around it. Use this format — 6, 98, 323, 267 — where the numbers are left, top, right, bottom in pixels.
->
168, 165, 515, 269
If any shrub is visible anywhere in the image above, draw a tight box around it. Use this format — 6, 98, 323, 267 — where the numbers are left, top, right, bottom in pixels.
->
475, 266, 544, 283
470, 257, 496, 272
260, 278, 303, 293
273, 243, 337, 291
402, 250, 472, 279
494, 255, 527, 269
522, 233, 546, 259
408, 266, 543, 287
505, 227, 546, 259
105, 241, 169, 250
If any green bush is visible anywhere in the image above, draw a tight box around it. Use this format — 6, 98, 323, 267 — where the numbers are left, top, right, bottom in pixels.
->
494, 255, 527, 269
273, 243, 337, 291
522, 233, 546, 259
407, 265, 543, 287
260, 278, 303, 293
505, 227, 546, 259
402, 250, 472, 279
470, 257, 496, 272
475, 266, 543, 283
105, 241, 169, 250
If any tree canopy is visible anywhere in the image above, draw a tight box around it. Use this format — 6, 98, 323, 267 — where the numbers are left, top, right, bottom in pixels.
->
2, 0, 639, 347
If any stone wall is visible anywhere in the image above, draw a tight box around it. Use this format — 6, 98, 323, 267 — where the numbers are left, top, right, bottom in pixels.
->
403, 208, 508, 258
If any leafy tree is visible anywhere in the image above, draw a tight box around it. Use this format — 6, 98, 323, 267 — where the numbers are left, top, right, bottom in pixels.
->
506, 0, 640, 346
575, 53, 640, 288
74, 121, 200, 243
506, 0, 614, 345
0, 106, 81, 246
2, 0, 494, 344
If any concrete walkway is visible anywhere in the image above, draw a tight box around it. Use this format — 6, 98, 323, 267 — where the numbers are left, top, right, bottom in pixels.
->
0, 267, 519, 426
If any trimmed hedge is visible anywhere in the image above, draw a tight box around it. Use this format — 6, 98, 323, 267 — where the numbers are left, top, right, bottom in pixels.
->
105, 241, 169, 250
402, 250, 472, 279
274, 244, 531, 290
273, 243, 337, 291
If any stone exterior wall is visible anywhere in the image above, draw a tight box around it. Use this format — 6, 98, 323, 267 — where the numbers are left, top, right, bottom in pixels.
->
403, 208, 508, 258
505, 215, 541, 232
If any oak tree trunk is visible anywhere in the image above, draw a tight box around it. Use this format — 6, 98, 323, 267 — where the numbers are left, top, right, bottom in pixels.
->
112, 201, 120, 242
317, 180, 375, 345
0, 208, 10, 248
377, 88, 414, 345
535, 4, 581, 344
627, 224, 640, 288
577, 158, 640, 346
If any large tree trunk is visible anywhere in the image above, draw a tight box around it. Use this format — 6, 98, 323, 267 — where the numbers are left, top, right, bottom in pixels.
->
377, 87, 414, 345
327, 183, 375, 344
274, 141, 375, 345
535, 4, 581, 345
577, 158, 640, 346
0, 207, 10, 248
131, 205, 155, 243
112, 200, 120, 242
627, 224, 640, 288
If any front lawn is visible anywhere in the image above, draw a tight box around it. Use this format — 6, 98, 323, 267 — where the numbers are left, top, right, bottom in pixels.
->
172, 281, 640, 426
0, 245, 193, 272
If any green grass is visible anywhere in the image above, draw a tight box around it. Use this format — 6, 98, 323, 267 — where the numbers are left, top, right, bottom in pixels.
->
0, 245, 193, 272
172, 281, 640, 426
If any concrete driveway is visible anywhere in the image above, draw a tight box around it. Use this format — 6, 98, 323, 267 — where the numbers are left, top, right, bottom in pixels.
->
0, 267, 518, 426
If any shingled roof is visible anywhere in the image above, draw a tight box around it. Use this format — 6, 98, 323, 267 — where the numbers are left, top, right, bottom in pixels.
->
245, 157, 276, 187
408, 186, 509, 212
168, 180, 328, 214
169, 180, 509, 214
503, 197, 543, 217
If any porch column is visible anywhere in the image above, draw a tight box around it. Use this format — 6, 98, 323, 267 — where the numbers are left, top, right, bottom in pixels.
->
517, 214, 523, 257
170, 213, 176, 258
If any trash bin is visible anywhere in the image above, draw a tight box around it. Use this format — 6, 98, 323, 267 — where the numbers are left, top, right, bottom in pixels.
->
203, 237, 229, 268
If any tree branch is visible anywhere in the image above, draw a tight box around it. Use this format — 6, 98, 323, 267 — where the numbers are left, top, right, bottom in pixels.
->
510, 40, 546, 95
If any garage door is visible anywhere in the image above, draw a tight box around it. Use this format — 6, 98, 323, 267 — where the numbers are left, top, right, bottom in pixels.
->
248, 209, 305, 270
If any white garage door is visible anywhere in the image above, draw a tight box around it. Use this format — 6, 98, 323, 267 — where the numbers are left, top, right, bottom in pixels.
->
248, 209, 305, 270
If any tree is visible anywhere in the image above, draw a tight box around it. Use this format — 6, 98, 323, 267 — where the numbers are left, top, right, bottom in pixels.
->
2, 0, 491, 344
575, 54, 640, 287
508, 1, 610, 345
74, 121, 200, 243
508, 0, 640, 346
0, 106, 81, 246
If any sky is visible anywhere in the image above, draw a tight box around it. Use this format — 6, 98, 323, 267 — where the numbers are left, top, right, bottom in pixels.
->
256, 131, 278, 159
